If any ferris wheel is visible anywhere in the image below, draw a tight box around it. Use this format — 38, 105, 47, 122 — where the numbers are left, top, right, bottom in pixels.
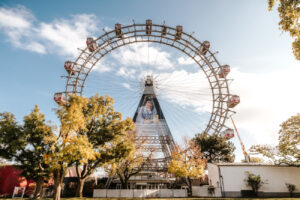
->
54, 19, 240, 139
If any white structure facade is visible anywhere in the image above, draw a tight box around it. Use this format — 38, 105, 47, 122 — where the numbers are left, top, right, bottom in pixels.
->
93, 189, 187, 198
206, 163, 300, 197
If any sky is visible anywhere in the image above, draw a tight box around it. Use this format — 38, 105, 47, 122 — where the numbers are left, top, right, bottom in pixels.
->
0, 0, 299, 162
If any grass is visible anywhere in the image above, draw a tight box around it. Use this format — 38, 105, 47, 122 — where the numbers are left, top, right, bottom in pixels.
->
1, 198, 300, 200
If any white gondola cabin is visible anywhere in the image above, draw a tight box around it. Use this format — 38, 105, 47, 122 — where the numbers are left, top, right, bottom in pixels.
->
221, 128, 234, 139
146, 19, 152, 35
199, 41, 210, 55
175, 25, 183, 40
54, 93, 67, 105
64, 61, 75, 75
228, 95, 240, 108
115, 23, 122, 38
86, 37, 98, 52
218, 65, 231, 78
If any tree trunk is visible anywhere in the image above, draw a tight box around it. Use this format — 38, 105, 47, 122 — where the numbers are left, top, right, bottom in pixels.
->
120, 180, 126, 189
124, 178, 129, 189
76, 178, 86, 197
186, 177, 192, 196
34, 176, 44, 199
53, 183, 61, 200
53, 169, 64, 200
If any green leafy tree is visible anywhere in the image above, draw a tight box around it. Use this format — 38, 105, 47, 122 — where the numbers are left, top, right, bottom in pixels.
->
245, 171, 267, 196
0, 106, 57, 199
74, 94, 134, 197
268, 0, 300, 60
193, 132, 235, 163
168, 138, 206, 196
250, 113, 300, 165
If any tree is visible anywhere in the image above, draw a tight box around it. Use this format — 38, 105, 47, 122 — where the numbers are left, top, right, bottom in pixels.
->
286, 183, 296, 197
74, 94, 134, 197
250, 113, 300, 166
46, 95, 97, 200
168, 138, 206, 196
193, 132, 235, 163
0, 106, 57, 199
245, 171, 267, 196
105, 131, 148, 189
268, 0, 300, 60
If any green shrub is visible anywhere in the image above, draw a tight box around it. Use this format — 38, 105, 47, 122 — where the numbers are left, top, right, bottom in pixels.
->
286, 183, 296, 197
245, 171, 267, 195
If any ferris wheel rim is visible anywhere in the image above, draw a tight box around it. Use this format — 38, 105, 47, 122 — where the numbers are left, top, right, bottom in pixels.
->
61, 21, 236, 135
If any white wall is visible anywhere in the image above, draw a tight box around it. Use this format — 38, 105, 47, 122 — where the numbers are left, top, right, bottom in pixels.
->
207, 163, 220, 187
208, 164, 300, 195
192, 186, 222, 197
93, 189, 187, 198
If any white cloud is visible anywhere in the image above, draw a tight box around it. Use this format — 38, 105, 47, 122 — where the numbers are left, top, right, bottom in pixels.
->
122, 83, 131, 89
155, 70, 212, 113
152, 65, 300, 148
0, 6, 99, 56
229, 66, 300, 145
93, 60, 112, 73
0, 5, 46, 54
116, 67, 136, 78
177, 56, 194, 65
112, 43, 173, 70
38, 14, 98, 56
0, 5, 33, 29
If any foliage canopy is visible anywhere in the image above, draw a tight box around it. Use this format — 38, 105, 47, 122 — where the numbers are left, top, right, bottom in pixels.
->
250, 113, 300, 165
268, 0, 300, 60
193, 132, 235, 163
0, 105, 57, 199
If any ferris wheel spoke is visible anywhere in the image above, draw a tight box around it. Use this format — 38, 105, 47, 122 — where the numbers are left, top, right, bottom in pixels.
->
158, 97, 206, 136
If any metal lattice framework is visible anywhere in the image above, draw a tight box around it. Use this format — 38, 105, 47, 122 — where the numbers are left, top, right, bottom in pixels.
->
61, 20, 235, 135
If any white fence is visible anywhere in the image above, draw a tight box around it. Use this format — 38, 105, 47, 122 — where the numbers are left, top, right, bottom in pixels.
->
192, 186, 222, 197
93, 189, 187, 198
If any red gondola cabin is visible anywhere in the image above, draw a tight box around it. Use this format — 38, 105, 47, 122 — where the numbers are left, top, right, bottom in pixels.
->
221, 128, 234, 139
86, 37, 97, 52
54, 93, 66, 105
218, 65, 230, 78
228, 95, 240, 108
64, 61, 75, 75
199, 41, 210, 55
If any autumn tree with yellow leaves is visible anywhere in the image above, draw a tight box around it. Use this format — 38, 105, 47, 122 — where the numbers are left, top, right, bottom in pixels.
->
46, 94, 134, 199
268, 0, 300, 60
168, 138, 206, 196
45, 95, 97, 200
74, 94, 134, 197
105, 131, 150, 189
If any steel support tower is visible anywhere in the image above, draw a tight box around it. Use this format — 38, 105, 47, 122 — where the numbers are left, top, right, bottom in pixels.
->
133, 75, 176, 172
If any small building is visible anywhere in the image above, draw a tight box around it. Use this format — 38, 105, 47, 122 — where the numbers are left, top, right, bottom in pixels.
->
207, 163, 300, 197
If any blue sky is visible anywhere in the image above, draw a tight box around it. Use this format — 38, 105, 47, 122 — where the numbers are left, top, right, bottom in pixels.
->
0, 0, 299, 162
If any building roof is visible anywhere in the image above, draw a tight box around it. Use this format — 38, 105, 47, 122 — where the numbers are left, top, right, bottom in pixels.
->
209, 162, 299, 167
